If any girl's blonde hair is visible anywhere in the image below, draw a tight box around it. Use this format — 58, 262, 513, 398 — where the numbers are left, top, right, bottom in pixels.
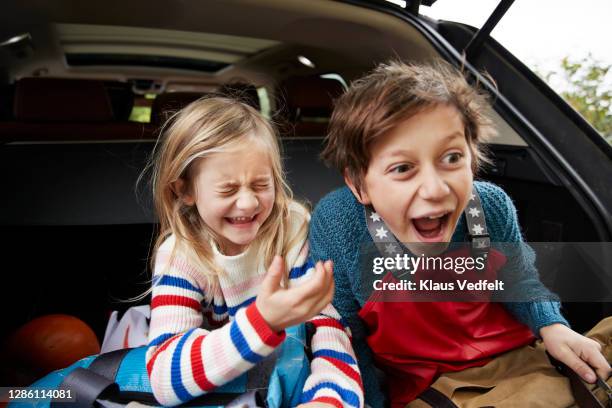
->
149, 96, 306, 297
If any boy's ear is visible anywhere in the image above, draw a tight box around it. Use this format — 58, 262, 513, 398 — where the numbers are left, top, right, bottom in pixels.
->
171, 178, 196, 206
343, 169, 371, 205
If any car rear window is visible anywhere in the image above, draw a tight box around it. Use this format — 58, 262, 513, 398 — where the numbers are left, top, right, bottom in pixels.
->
422, 0, 611, 145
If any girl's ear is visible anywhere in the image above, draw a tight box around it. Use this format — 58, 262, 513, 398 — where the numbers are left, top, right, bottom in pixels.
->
172, 178, 196, 206
343, 168, 371, 205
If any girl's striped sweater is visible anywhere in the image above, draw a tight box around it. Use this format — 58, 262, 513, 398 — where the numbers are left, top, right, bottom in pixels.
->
146, 204, 364, 407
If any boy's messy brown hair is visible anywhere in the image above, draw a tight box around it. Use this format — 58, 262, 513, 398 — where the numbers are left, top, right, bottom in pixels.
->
321, 59, 496, 192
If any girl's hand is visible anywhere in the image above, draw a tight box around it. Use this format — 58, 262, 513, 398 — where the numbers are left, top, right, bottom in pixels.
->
541, 323, 611, 383
297, 402, 338, 408
256, 256, 334, 333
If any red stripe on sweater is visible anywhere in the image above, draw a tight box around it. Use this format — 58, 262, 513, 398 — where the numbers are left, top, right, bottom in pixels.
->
146, 335, 180, 375
245, 303, 286, 347
312, 317, 346, 332
320, 356, 364, 390
151, 295, 201, 311
190, 335, 216, 392
312, 396, 343, 408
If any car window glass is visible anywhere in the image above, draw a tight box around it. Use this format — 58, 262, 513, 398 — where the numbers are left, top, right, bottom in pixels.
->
129, 93, 155, 123
421, 0, 611, 145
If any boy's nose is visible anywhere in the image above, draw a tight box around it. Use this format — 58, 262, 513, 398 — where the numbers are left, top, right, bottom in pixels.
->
417, 167, 450, 201
236, 190, 259, 211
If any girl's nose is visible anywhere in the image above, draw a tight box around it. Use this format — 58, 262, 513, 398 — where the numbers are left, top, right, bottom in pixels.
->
417, 166, 450, 201
236, 190, 259, 211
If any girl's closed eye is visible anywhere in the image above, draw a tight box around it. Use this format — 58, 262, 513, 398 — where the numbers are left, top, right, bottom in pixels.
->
253, 181, 272, 191
217, 184, 238, 195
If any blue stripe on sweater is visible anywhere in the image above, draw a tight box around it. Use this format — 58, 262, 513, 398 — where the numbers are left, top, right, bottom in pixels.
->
212, 302, 228, 315
313, 349, 357, 365
156, 275, 202, 295
149, 332, 174, 347
301, 382, 360, 407
229, 319, 263, 364
171, 328, 196, 402
227, 296, 256, 317
288, 259, 314, 280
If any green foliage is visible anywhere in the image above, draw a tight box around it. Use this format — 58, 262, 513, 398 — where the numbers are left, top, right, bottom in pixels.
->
542, 55, 612, 145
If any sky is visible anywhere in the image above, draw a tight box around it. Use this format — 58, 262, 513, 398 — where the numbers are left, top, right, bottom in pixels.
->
420, 0, 612, 73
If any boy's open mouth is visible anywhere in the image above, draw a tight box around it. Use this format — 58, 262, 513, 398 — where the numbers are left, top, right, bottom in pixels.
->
412, 213, 450, 241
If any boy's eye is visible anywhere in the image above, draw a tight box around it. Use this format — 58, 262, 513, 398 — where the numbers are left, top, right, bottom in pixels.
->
442, 152, 463, 165
390, 164, 413, 174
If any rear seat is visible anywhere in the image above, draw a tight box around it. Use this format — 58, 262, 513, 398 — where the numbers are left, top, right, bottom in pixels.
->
0, 77, 154, 142
0, 79, 344, 344
277, 75, 344, 138
150, 91, 207, 126
150, 83, 260, 126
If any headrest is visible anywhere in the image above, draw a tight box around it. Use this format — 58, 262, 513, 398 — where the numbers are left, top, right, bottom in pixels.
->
0, 85, 15, 120
150, 92, 206, 125
280, 76, 344, 118
104, 81, 135, 121
14, 78, 115, 122
218, 82, 260, 111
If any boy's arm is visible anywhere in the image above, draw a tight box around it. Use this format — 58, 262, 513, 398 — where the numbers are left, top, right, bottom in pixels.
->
490, 184, 611, 383
146, 252, 285, 407
488, 183, 569, 334
310, 209, 386, 408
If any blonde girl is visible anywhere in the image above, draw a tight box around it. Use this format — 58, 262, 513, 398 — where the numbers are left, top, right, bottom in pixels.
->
145, 97, 364, 408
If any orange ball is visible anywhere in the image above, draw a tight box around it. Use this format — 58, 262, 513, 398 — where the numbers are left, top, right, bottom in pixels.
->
3, 314, 100, 380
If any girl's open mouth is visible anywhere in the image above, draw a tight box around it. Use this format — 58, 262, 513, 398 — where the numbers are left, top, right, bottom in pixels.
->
225, 215, 257, 227
412, 213, 450, 242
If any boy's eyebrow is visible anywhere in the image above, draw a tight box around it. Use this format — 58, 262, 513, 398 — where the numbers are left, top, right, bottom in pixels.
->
443, 131, 464, 142
383, 132, 465, 158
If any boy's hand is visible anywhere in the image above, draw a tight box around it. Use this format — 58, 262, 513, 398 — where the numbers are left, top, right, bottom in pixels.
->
256, 256, 334, 332
541, 323, 611, 383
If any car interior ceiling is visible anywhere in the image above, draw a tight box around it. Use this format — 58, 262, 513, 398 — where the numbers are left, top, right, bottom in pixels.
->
0, 0, 606, 361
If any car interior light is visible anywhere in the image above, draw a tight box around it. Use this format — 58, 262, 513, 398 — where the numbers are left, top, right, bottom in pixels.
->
0, 33, 32, 47
297, 55, 315, 68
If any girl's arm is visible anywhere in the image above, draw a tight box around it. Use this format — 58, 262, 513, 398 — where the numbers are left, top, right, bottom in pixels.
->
287, 247, 364, 408
146, 251, 285, 407
309, 199, 386, 408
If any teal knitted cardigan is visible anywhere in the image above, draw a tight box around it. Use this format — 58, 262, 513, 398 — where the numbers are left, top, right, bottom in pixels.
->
309, 181, 569, 407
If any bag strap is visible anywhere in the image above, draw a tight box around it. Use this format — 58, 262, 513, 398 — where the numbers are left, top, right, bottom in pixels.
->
548, 351, 611, 408
53, 347, 243, 407
88, 347, 132, 380
463, 188, 490, 260
51, 367, 119, 408
417, 387, 459, 408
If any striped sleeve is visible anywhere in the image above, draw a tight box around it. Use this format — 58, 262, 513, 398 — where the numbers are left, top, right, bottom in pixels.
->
288, 249, 364, 408
146, 251, 286, 407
